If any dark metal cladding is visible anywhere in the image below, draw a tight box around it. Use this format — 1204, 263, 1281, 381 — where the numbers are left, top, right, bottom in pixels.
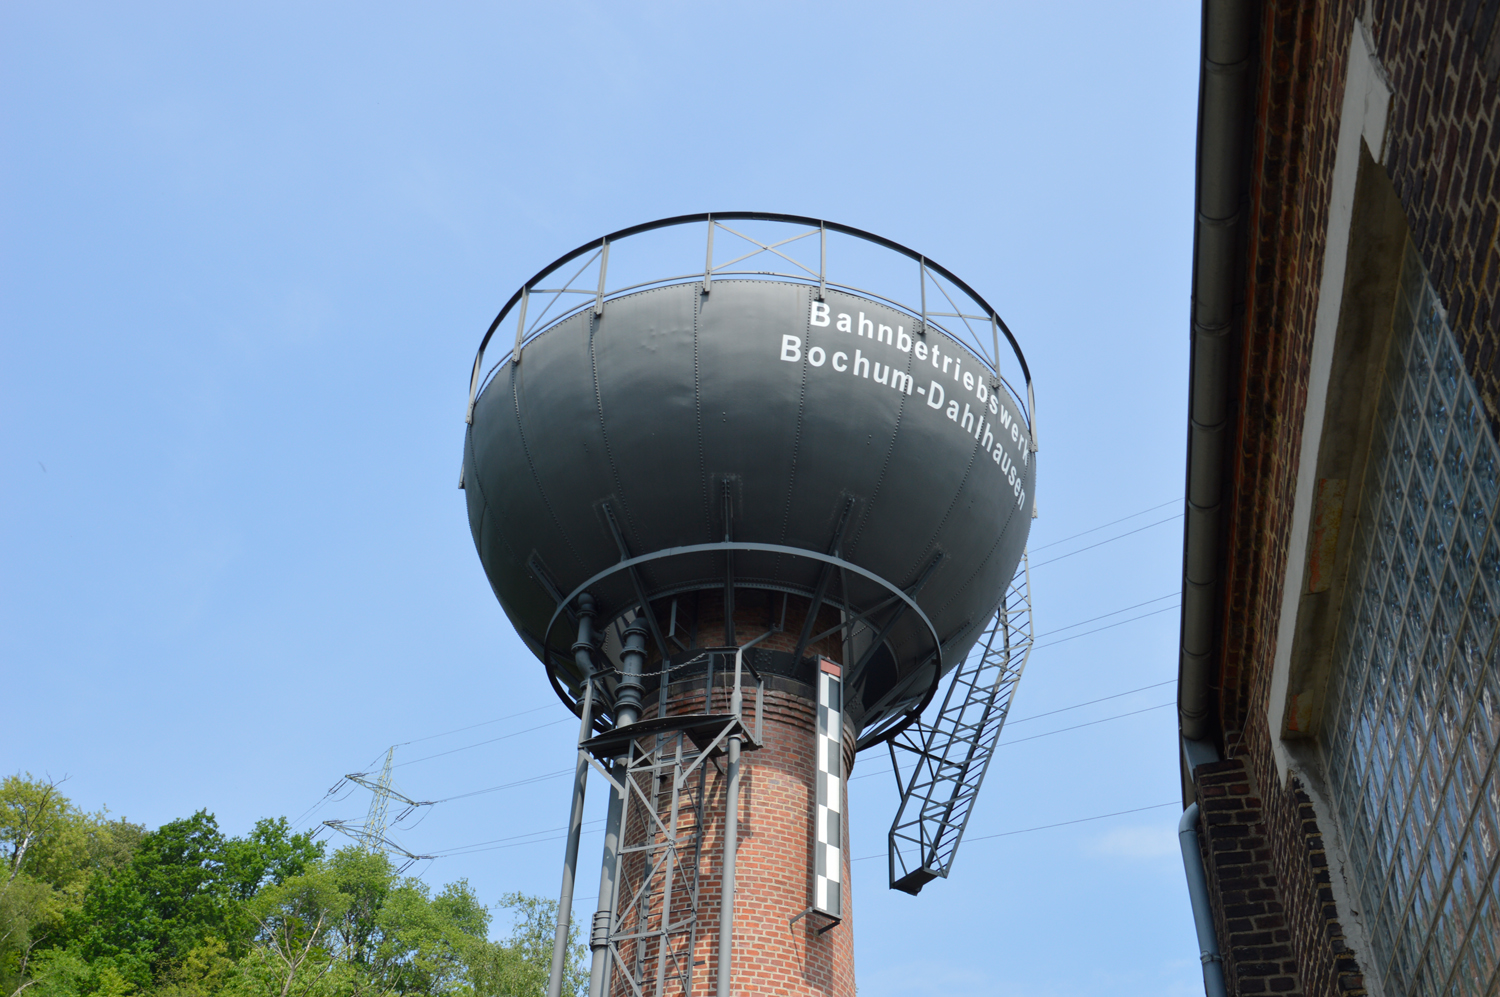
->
464, 279, 1034, 744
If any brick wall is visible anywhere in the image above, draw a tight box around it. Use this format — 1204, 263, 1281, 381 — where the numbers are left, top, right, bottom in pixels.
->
1204, 2, 1364, 995
1201, 2, 1497, 995
619, 675, 856, 995
1195, 756, 1305, 995
1370, 0, 1500, 435
667, 589, 846, 664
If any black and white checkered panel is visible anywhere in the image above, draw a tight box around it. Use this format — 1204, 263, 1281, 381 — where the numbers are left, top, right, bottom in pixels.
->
813, 659, 842, 917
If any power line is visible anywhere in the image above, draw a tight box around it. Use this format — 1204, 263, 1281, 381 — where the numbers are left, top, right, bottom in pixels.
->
292, 779, 359, 829
425, 800, 1184, 865
1031, 604, 1180, 650
381, 701, 1177, 850
431, 819, 608, 858
392, 718, 570, 768
432, 768, 574, 803
307, 559, 1186, 860
849, 690, 1177, 782
1004, 679, 1174, 726
316, 575, 1179, 810
394, 686, 1179, 816
1027, 499, 1179, 552
1033, 592, 1177, 639
851, 801, 1180, 861
995, 701, 1174, 747
323, 611, 1177, 819
397, 704, 556, 747
1028, 514, 1183, 569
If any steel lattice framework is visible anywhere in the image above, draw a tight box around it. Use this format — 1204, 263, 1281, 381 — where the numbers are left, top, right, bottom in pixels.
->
600, 729, 715, 997
886, 551, 1034, 894
577, 646, 766, 997
321, 746, 436, 873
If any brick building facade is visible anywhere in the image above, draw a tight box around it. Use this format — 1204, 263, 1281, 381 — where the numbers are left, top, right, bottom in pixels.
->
1178, 2, 1499, 996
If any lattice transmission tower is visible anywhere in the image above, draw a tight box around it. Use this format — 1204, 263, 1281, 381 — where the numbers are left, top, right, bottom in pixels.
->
323, 745, 434, 870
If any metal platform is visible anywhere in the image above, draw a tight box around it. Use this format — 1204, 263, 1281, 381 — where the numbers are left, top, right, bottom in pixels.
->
580, 712, 758, 761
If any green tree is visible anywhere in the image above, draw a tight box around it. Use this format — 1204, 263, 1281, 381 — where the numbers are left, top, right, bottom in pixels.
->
69, 811, 230, 987
3, 774, 583, 997
221, 821, 323, 904
63, 811, 323, 992
150, 938, 237, 997
0, 776, 143, 997
242, 869, 347, 997
321, 848, 391, 975
465, 894, 584, 997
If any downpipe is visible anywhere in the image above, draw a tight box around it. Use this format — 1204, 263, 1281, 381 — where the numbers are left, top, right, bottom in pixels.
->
716, 629, 773, 997
1179, 803, 1227, 997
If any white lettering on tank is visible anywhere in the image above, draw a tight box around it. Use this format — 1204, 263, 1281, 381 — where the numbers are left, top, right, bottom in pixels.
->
775, 318, 1027, 493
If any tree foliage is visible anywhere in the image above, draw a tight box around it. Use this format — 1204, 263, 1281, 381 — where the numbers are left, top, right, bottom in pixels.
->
0, 775, 582, 997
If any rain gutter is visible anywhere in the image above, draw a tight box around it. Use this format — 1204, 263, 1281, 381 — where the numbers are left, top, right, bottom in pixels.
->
1179, 0, 1257, 749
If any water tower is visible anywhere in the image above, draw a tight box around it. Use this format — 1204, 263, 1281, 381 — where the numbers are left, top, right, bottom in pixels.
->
460, 214, 1037, 997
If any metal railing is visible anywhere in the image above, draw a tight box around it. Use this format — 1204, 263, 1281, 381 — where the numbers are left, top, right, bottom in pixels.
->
465, 213, 1036, 447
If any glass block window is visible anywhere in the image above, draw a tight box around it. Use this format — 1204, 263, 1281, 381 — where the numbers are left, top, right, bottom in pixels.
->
1322, 245, 1500, 997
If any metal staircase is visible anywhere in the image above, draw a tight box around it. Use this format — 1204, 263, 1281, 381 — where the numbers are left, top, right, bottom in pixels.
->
887, 552, 1034, 894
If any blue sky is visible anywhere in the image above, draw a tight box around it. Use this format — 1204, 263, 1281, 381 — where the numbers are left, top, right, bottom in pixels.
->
1, 3, 1201, 994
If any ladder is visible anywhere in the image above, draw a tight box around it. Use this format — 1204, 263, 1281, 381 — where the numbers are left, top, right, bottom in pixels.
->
887, 552, 1034, 894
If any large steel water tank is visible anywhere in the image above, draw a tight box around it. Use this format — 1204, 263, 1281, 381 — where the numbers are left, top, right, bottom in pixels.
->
461, 214, 1035, 749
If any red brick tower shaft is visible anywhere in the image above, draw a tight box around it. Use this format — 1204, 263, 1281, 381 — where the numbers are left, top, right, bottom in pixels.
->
598, 597, 857, 997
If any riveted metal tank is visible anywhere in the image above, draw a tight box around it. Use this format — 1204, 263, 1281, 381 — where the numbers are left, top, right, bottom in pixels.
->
461, 214, 1035, 748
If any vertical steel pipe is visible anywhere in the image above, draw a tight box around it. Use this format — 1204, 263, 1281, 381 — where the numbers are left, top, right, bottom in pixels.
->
715, 735, 742, 997
716, 631, 772, 997
586, 620, 648, 997
588, 775, 624, 997
616, 623, 648, 727
547, 596, 597, 997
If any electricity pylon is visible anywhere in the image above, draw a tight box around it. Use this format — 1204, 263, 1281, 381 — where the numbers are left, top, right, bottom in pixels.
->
323, 745, 435, 869
355, 747, 397, 851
